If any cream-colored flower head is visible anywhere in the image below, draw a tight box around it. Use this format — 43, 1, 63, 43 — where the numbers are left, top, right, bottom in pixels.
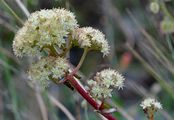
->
13, 8, 78, 57
140, 98, 162, 110
140, 98, 162, 118
87, 69, 125, 99
72, 27, 110, 56
28, 56, 69, 88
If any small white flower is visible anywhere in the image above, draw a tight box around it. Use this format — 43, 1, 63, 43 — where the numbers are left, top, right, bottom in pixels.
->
140, 98, 162, 110
87, 69, 125, 99
72, 27, 110, 56
140, 98, 162, 119
13, 8, 78, 57
100, 69, 125, 89
28, 56, 69, 89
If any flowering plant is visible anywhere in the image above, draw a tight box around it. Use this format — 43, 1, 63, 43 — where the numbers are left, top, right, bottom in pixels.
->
13, 8, 125, 120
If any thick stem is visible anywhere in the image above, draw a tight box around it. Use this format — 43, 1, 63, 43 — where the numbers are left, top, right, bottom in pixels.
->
66, 75, 117, 120
99, 100, 105, 110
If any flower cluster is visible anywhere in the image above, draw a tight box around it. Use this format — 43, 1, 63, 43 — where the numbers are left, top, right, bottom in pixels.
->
88, 69, 125, 99
12, 7, 122, 93
140, 98, 162, 110
72, 27, 110, 56
28, 56, 69, 88
140, 98, 162, 118
12, 8, 127, 119
13, 8, 78, 57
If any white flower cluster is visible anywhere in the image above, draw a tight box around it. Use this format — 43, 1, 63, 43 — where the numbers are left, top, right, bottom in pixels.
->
28, 57, 69, 88
13, 8, 78, 57
88, 69, 125, 99
72, 27, 110, 56
140, 98, 162, 110
140, 98, 162, 118
13, 8, 113, 90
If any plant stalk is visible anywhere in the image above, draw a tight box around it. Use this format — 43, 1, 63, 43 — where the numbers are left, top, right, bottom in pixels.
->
66, 75, 117, 120
149, 114, 154, 120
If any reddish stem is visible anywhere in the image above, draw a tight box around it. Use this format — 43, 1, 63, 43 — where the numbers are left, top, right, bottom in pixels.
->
66, 75, 117, 120
99, 100, 105, 110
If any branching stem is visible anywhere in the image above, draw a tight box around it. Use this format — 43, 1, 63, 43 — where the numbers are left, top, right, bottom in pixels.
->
66, 75, 117, 120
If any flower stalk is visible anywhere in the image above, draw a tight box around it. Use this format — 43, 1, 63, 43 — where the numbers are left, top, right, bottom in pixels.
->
69, 48, 89, 76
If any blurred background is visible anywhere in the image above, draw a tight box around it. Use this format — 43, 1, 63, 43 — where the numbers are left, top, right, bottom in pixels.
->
0, 0, 174, 120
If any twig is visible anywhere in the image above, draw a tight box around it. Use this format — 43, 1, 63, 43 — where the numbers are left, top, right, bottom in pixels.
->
49, 95, 76, 120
